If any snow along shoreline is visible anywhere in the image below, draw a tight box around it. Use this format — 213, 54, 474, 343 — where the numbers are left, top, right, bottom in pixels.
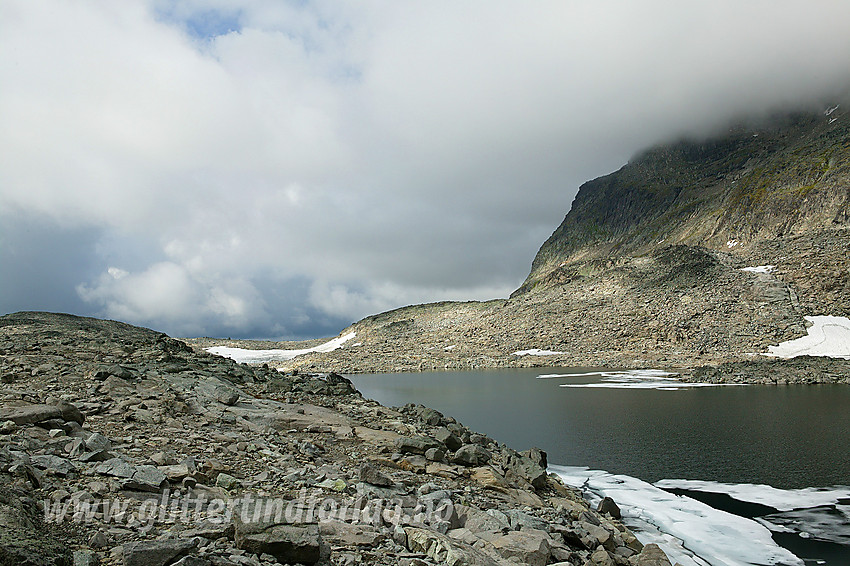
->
205, 332, 356, 364
765, 315, 850, 360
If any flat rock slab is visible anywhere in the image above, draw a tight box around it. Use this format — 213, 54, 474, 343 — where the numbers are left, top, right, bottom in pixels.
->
0, 403, 61, 425
95, 458, 135, 479
451, 444, 492, 467
479, 529, 552, 566
30, 454, 77, 476
95, 458, 167, 491
122, 465, 168, 492
395, 436, 442, 455
121, 538, 198, 566
235, 519, 322, 565
319, 520, 384, 547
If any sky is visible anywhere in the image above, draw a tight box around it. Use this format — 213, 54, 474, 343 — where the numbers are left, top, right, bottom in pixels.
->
2, 1, 850, 339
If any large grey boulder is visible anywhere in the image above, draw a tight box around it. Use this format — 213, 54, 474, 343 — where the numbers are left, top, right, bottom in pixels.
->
95, 458, 135, 478
84, 432, 112, 452
521, 446, 548, 469
213, 385, 240, 406
451, 444, 491, 467
30, 455, 77, 477
502, 449, 548, 490
120, 538, 198, 566
597, 496, 621, 519
586, 546, 616, 566
95, 458, 167, 491
123, 465, 168, 492
634, 543, 673, 566
55, 402, 85, 425
359, 462, 393, 487
0, 403, 61, 426
454, 504, 509, 532
404, 526, 504, 566
234, 517, 323, 565
434, 427, 463, 451
478, 528, 552, 566
319, 520, 383, 547
395, 435, 442, 455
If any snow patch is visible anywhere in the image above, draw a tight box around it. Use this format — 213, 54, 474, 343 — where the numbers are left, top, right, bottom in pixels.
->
765, 316, 850, 359
727, 239, 739, 248
512, 348, 565, 356
552, 466, 803, 566
825, 104, 840, 116
741, 265, 775, 274
206, 332, 356, 364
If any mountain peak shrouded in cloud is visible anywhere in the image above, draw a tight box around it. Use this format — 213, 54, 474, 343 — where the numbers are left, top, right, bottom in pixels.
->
2, 0, 850, 339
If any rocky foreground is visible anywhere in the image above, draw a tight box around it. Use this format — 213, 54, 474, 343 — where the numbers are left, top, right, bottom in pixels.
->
0, 312, 676, 566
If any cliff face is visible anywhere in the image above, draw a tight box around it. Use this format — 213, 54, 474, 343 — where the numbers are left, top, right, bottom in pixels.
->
522, 106, 850, 293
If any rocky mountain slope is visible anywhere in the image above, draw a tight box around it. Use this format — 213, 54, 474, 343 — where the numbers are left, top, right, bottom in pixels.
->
0, 311, 671, 566
199, 102, 850, 379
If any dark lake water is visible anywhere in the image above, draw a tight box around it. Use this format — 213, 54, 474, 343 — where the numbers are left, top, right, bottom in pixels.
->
350, 367, 850, 489
350, 368, 850, 566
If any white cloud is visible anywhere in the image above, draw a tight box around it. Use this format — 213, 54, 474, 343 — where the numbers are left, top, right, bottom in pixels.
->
3, 0, 850, 337
76, 261, 270, 335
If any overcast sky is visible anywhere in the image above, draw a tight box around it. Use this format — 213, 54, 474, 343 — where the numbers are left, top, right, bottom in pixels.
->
2, 1, 849, 339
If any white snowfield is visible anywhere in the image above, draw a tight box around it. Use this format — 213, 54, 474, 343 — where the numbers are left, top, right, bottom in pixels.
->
766, 315, 850, 359
740, 265, 776, 274
551, 466, 804, 566
512, 348, 565, 356
206, 332, 356, 364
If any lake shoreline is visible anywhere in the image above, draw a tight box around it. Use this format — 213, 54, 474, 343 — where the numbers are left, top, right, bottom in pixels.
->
186, 335, 850, 385
350, 367, 850, 566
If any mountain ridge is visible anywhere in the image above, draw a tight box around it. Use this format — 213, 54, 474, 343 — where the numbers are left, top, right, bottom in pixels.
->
193, 103, 850, 379
522, 107, 850, 294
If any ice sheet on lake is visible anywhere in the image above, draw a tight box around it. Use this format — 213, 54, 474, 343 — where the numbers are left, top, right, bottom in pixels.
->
536, 371, 607, 378
512, 348, 565, 356
655, 479, 850, 546
759, 505, 850, 546
551, 465, 804, 566
765, 315, 850, 359
654, 479, 850, 512
206, 332, 356, 364
554, 369, 733, 390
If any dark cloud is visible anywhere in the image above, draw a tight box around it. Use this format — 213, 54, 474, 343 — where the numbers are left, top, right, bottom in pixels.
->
0, 212, 102, 317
